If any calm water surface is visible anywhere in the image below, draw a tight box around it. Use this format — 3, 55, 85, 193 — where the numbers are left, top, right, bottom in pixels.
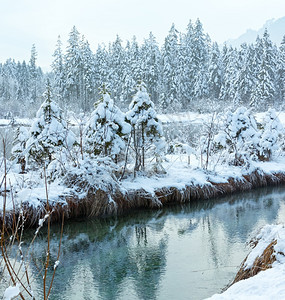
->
25, 186, 285, 299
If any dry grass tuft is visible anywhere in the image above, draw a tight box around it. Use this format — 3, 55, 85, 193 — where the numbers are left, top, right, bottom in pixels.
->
230, 239, 277, 287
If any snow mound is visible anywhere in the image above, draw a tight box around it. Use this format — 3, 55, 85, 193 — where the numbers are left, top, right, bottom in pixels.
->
245, 224, 285, 269
4, 285, 20, 300
207, 224, 285, 300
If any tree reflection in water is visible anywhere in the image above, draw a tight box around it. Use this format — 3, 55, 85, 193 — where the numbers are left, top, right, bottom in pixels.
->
21, 186, 285, 300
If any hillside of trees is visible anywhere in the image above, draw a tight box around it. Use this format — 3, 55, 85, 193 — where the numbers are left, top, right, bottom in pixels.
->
1, 19, 285, 117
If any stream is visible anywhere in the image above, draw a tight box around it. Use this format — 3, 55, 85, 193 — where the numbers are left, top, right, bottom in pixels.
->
12, 186, 285, 299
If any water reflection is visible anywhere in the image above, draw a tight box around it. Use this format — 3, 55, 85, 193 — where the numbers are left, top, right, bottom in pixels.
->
23, 186, 285, 299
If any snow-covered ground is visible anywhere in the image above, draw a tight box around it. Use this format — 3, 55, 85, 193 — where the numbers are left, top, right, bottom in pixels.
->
2, 153, 285, 213
123, 154, 285, 196
158, 111, 210, 124
1, 110, 285, 128
207, 224, 285, 300
0, 118, 31, 127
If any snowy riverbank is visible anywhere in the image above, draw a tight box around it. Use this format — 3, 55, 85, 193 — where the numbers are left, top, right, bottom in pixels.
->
2, 154, 285, 225
3, 155, 285, 299
207, 224, 285, 300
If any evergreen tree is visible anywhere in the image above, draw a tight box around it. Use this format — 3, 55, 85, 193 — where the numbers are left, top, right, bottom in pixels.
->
109, 35, 126, 103
234, 43, 255, 106
191, 19, 210, 100
81, 37, 96, 111
219, 46, 239, 104
84, 88, 131, 160
65, 26, 83, 108
52, 36, 66, 109
126, 82, 163, 175
276, 35, 285, 104
179, 20, 195, 106
208, 42, 222, 100
160, 24, 180, 111
251, 30, 277, 110
94, 45, 109, 99
122, 37, 140, 107
0, 59, 17, 105
29, 44, 38, 103
214, 107, 259, 166
26, 80, 76, 166
141, 32, 161, 105
11, 126, 29, 173
16, 61, 30, 106
258, 108, 283, 160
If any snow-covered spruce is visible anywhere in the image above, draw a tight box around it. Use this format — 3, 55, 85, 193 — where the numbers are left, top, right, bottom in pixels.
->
214, 107, 259, 167
11, 126, 29, 173
83, 89, 131, 160
258, 108, 284, 161
160, 23, 180, 112
25, 80, 77, 167
126, 82, 165, 175
3, 284, 20, 300
51, 36, 66, 108
250, 30, 276, 111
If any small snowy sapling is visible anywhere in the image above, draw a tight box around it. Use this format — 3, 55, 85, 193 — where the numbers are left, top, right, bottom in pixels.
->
126, 82, 164, 175
84, 87, 131, 161
26, 80, 76, 167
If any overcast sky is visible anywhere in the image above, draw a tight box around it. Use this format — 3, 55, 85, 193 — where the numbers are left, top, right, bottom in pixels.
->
1, 0, 285, 70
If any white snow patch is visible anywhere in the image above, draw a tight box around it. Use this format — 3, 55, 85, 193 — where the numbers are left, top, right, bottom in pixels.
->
4, 285, 20, 300
54, 260, 60, 269
245, 224, 285, 269
207, 224, 285, 300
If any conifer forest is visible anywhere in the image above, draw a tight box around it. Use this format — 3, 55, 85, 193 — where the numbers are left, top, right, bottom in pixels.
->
1, 19, 285, 118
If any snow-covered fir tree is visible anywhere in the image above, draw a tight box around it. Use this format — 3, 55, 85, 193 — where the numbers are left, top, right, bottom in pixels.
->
122, 37, 140, 106
160, 24, 180, 111
84, 87, 131, 160
64, 26, 83, 107
52, 36, 66, 109
16, 61, 30, 107
26, 80, 76, 167
234, 44, 255, 106
126, 82, 164, 175
128, 37, 142, 85
94, 44, 109, 99
0, 59, 17, 105
29, 44, 38, 103
178, 20, 194, 106
11, 126, 29, 173
208, 42, 222, 100
109, 35, 126, 103
214, 107, 259, 166
219, 46, 239, 104
191, 19, 210, 101
276, 35, 285, 104
80, 37, 96, 111
140, 32, 161, 105
251, 30, 277, 110
258, 108, 284, 161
